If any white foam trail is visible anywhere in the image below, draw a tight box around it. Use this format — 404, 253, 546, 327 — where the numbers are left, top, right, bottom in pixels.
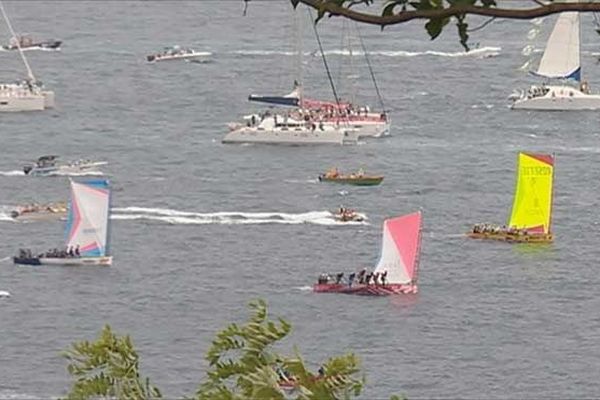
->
233, 47, 501, 58
0, 256, 11, 262
295, 286, 313, 291
111, 207, 368, 226
0, 170, 25, 176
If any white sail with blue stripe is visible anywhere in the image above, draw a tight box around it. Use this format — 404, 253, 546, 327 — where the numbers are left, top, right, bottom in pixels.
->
65, 179, 111, 257
535, 12, 580, 81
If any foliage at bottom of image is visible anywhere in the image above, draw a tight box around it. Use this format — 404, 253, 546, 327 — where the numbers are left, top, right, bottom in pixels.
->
62, 299, 404, 400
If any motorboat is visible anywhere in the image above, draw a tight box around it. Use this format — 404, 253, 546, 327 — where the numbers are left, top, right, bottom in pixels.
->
146, 45, 210, 63
313, 211, 422, 296
2, 35, 61, 51
468, 152, 554, 243
11, 201, 67, 221
318, 167, 383, 186
223, 113, 358, 145
333, 207, 365, 222
13, 179, 113, 266
23, 155, 107, 177
511, 11, 600, 110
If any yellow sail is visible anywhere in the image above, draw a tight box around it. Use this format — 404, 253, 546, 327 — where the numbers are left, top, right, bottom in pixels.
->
508, 153, 554, 234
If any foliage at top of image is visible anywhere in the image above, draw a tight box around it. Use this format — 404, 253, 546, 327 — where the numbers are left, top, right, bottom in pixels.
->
62, 299, 404, 400
275, 0, 600, 51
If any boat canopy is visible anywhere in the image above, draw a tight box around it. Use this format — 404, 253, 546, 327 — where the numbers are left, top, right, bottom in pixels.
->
535, 12, 581, 81
65, 179, 111, 257
508, 153, 554, 234
373, 211, 422, 285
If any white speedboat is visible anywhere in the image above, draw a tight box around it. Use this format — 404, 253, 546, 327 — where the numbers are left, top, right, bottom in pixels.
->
511, 11, 600, 110
146, 45, 210, 63
23, 155, 107, 176
0, 2, 55, 112
14, 179, 113, 267
223, 114, 358, 145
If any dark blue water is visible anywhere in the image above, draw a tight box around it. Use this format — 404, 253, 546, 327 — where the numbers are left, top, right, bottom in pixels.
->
2, 1, 600, 399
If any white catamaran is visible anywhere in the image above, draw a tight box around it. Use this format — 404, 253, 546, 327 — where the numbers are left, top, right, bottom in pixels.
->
511, 11, 600, 110
0, 1, 54, 112
14, 179, 113, 266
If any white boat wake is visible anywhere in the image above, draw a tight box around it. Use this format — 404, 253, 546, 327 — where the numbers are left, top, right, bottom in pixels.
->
110, 207, 368, 226
233, 46, 501, 59
0, 170, 103, 177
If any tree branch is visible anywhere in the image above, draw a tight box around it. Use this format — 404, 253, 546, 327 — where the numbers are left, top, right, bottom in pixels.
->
295, 1, 600, 27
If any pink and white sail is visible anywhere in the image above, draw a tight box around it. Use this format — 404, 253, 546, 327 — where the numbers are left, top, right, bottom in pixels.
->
373, 211, 422, 285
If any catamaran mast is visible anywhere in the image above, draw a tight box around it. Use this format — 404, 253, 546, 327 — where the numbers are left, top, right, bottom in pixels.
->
308, 9, 342, 108
0, 0, 35, 82
355, 23, 386, 112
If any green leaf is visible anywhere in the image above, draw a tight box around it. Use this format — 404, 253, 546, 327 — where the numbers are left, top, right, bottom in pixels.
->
425, 17, 449, 40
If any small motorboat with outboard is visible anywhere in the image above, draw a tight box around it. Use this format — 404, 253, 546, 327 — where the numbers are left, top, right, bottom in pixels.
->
2, 35, 61, 51
23, 155, 107, 177
11, 201, 67, 221
13, 179, 113, 266
318, 167, 383, 186
313, 211, 422, 296
146, 45, 210, 63
333, 207, 365, 222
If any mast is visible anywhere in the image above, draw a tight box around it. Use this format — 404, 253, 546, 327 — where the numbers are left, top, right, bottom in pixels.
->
308, 8, 342, 108
355, 23, 386, 112
0, 0, 35, 82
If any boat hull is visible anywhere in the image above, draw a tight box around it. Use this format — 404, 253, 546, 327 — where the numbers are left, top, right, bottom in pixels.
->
12, 211, 66, 222
512, 86, 600, 111
318, 176, 383, 186
147, 52, 210, 63
222, 127, 358, 145
13, 256, 112, 266
0, 93, 45, 111
467, 232, 553, 243
313, 283, 417, 295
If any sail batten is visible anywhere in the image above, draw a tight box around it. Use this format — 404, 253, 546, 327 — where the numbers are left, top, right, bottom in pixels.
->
536, 12, 580, 81
373, 212, 422, 285
65, 180, 111, 257
508, 153, 554, 234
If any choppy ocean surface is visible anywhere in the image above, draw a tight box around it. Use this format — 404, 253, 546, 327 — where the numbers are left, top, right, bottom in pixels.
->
2, 1, 600, 399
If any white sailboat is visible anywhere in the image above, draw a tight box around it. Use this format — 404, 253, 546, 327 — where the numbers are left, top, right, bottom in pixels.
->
13, 179, 113, 266
511, 11, 600, 110
0, 1, 54, 112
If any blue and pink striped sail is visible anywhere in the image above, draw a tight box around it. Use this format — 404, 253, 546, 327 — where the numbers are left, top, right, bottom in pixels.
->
65, 179, 111, 257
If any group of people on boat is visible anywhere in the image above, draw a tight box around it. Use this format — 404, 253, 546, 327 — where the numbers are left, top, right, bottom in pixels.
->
526, 84, 550, 99
323, 167, 365, 180
11, 202, 66, 217
317, 268, 388, 287
18, 245, 81, 259
335, 206, 362, 222
471, 223, 530, 236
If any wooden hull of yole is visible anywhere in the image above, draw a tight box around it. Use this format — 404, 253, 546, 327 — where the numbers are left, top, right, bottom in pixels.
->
318, 176, 383, 186
467, 232, 553, 243
313, 283, 417, 296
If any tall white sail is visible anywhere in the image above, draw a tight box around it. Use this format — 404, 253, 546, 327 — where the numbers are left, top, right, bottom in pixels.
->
536, 12, 580, 81
65, 180, 111, 257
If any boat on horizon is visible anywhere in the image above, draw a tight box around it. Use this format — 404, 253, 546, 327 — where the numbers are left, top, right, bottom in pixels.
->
0, 1, 54, 111
313, 211, 422, 296
511, 11, 600, 110
1, 34, 61, 51
146, 45, 210, 63
318, 167, 383, 186
23, 155, 107, 177
13, 179, 113, 266
468, 152, 554, 243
